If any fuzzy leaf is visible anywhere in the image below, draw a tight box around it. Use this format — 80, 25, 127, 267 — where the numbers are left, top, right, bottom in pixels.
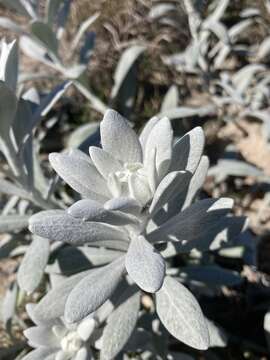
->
126, 235, 165, 293
65, 257, 125, 323
148, 198, 233, 244
150, 171, 191, 215
182, 155, 209, 209
29, 210, 127, 245
156, 276, 209, 350
68, 199, 137, 225
139, 116, 160, 153
89, 146, 122, 179
24, 325, 59, 348
49, 150, 110, 201
18, 236, 50, 294
100, 109, 142, 163
144, 117, 173, 179
33, 270, 92, 324
104, 197, 141, 215
100, 289, 141, 360
170, 126, 204, 174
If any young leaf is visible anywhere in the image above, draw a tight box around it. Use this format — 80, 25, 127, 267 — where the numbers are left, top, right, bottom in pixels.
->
49, 150, 110, 201
100, 109, 143, 164
68, 199, 137, 225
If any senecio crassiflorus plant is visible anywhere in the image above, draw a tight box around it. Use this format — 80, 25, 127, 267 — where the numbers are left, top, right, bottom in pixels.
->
24, 109, 246, 359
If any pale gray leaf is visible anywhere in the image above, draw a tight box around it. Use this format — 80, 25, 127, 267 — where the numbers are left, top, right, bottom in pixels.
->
21, 348, 57, 360
208, 0, 229, 22
161, 85, 179, 112
18, 236, 50, 294
71, 12, 99, 51
206, 319, 228, 348
0, 215, 30, 233
125, 235, 165, 293
0, 16, 24, 33
2, 281, 17, 327
20, 35, 51, 65
139, 116, 160, 153
148, 198, 233, 244
182, 155, 209, 209
29, 210, 127, 245
68, 199, 137, 225
150, 171, 191, 216
0, 40, 18, 91
144, 117, 173, 180
89, 146, 122, 179
0, 178, 30, 199
111, 45, 145, 99
33, 270, 92, 324
148, 3, 176, 19
258, 36, 270, 60
100, 109, 142, 163
264, 311, 270, 351
156, 276, 209, 350
170, 126, 204, 174
49, 150, 110, 201
100, 290, 141, 360
68, 122, 99, 148
104, 197, 141, 216
157, 105, 216, 120
208, 159, 262, 181
24, 325, 59, 348
232, 64, 266, 95
65, 257, 125, 323
203, 20, 229, 44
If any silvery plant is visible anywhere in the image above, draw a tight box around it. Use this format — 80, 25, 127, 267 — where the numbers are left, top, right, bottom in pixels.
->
23, 109, 246, 359
157, 0, 254, 73
0, 0, 147, 117
0, 38, 82, 316
0, 0, 107, 113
